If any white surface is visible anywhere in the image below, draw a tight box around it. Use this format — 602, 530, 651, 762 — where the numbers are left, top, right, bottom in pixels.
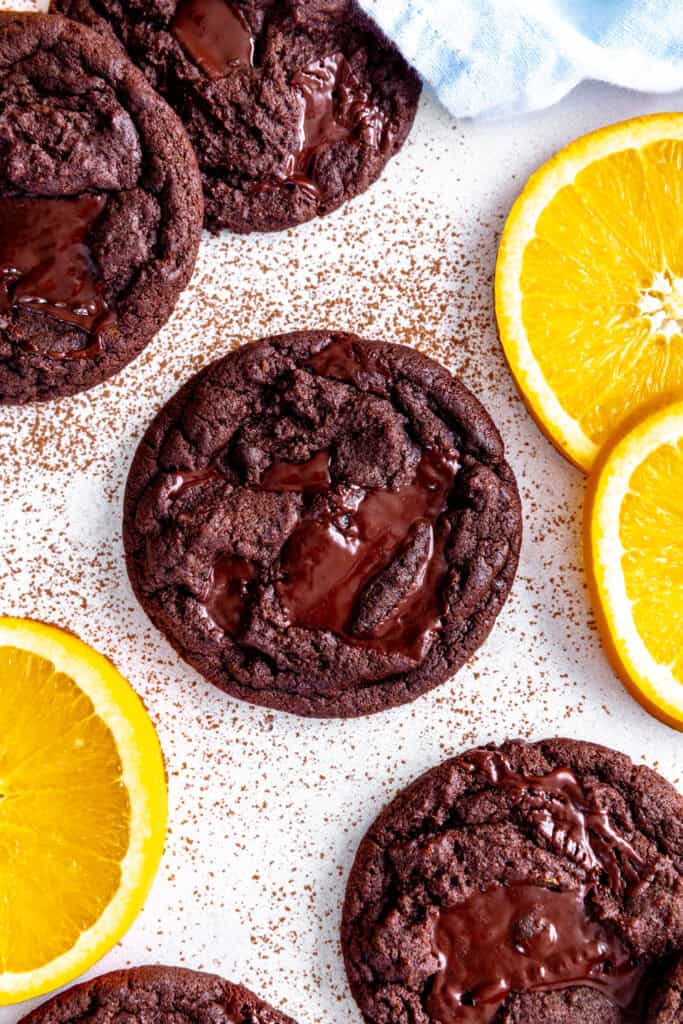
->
1, 36, 683, 1024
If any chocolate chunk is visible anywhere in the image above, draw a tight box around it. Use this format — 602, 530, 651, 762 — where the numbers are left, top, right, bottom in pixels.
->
352, 519, 433, 637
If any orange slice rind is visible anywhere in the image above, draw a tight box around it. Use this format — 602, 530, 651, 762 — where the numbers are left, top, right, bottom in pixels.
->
0, 618, 167, 1003
586, 398, 683, 730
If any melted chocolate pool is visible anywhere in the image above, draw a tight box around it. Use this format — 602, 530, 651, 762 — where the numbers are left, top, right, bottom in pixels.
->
172, 0, 254, 77
254, 53, 385, 200
0, 195, 113, 358
285, 54, 384, 195
199, 446, 457, 658
259, 449, 332, 494
427, 884, 644, 1023
305, 335, 389, 387
426, 751, 651, 1022
274, 448, 456, 660
205, 555, 255, 634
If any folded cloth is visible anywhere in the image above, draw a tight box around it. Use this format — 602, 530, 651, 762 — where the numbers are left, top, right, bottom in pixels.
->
360, 0, 683, 118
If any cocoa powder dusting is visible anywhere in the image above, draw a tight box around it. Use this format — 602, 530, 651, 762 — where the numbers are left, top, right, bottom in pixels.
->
0, 52, 682, 1024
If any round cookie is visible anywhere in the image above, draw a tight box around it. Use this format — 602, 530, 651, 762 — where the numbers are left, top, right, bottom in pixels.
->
342, 738, 683, 1023
0, 13, 203, 405
123, 330, 521, 718
52, 0, 422, 234
20, 966, 297, 1024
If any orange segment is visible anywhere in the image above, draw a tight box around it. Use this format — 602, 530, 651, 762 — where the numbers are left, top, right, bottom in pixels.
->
0, 619, 167, 1003
574, 147, 663, 272
642, 140, 683, 275
586, 398, 683, 729
496, 114, 683, 470
620, 436, 683, 682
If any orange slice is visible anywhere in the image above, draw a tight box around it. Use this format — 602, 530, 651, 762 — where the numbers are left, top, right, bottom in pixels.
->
0, 618, 167, 1003
586, 398, 683, 729
496, 113, 683, 471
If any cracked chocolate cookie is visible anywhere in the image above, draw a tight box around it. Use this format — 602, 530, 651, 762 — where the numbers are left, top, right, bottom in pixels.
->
0, 13, 203, 404
123, 330, 522, 718
342, 738, 683, 1023
20, 966, 297, 1024
52, 0, 421, 234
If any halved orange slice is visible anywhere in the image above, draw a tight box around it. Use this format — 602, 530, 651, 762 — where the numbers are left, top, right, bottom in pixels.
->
496, 113, 683, 471
586, 398, 683, 729
0, 618, 167, 1003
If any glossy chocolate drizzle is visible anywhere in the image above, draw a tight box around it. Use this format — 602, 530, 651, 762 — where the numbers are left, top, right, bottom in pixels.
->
425, 750, 651, 1022
427, 884, 644, 1023
0, 195, 113, 359
172, 0, 254, 77
255, 53, 385, 201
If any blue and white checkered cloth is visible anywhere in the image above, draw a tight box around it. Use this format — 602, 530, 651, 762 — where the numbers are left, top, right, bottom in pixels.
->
360, 0, 683, 118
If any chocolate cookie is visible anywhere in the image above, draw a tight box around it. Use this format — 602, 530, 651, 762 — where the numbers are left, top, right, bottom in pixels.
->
52, 0, 421, 233
20, 966, 296, 1024
342, 738, 683, 1023
123, 330, 521, 718
0, 13, 203, 404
